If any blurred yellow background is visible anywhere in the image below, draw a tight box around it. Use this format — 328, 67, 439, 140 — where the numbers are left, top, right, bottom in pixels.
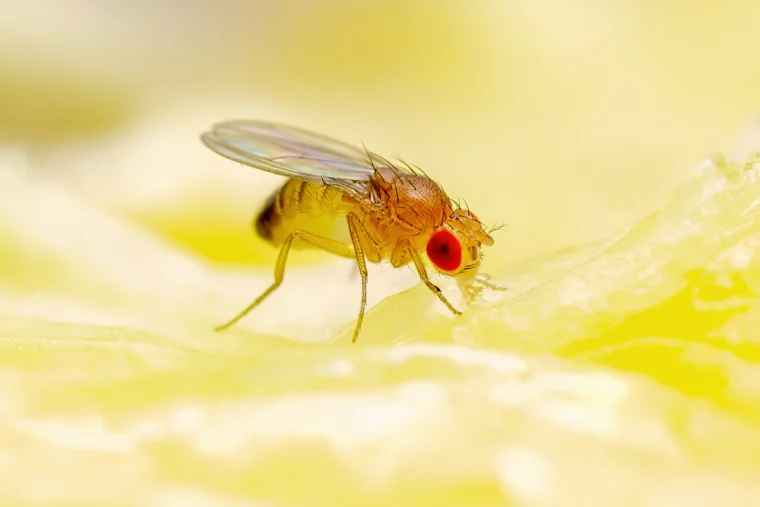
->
4, 0, 758, 265
2, 1, 760, 506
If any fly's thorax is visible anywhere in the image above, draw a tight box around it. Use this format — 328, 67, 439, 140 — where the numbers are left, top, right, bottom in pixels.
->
370, 167, 452, 232
343, 167, 451, 261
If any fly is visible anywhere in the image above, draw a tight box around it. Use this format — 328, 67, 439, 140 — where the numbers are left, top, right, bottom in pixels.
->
201, 119, 504, 342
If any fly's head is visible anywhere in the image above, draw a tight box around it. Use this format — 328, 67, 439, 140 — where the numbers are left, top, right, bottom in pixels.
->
425, 208, 495, 297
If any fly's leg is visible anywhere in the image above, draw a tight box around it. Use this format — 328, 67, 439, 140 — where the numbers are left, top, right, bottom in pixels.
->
402, 239, 462, 316
345, 212, 371, 343
215, 231, 354, 332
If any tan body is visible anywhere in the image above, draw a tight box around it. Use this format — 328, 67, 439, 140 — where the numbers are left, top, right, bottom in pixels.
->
256, 166, 452, 268
201, 119, 501, 342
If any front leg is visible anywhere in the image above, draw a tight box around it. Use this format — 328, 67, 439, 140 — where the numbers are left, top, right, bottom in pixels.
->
397, 238, 462, 316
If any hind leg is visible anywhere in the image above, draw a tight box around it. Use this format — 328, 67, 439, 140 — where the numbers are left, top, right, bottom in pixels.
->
215, 230, 354, 332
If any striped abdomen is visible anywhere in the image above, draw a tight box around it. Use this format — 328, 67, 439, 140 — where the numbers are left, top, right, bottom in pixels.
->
255, 178, 350, 246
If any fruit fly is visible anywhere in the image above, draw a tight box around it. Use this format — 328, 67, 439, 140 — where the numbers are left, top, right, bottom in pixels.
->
201, 119, 503, 342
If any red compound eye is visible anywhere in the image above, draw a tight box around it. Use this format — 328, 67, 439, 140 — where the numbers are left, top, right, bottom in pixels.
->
426, 229, 462, 272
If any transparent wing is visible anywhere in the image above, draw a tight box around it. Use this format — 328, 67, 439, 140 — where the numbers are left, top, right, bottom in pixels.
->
201, 119, 380, 184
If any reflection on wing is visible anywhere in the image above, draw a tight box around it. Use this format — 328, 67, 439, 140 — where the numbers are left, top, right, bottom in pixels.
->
201, 120, 378, 183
